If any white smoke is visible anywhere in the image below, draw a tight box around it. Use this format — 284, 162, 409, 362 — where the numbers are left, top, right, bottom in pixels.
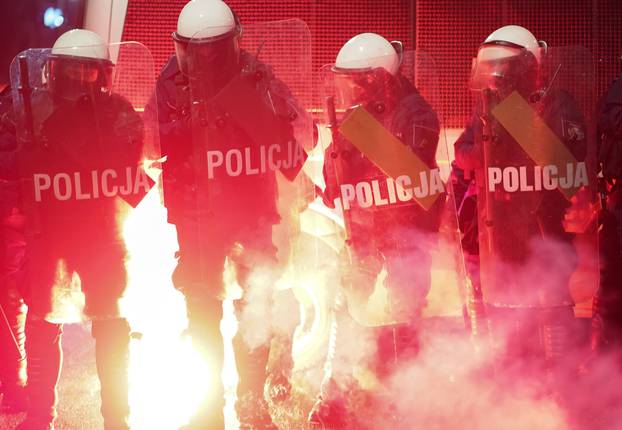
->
274, 221, 622, 430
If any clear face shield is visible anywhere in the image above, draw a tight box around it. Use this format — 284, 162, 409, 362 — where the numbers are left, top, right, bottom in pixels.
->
172, 13, 243, 83
329, 51, 402, 110
331, 67, 392, 108
45, 56, 113, 103
469, 43, 540, 101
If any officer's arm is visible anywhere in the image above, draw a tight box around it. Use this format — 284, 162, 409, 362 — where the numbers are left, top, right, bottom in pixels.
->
113, 96, 145, 151
0, 146, 16, 180
454, 117, 481, 171
321, 144, 339, 208
145, 77, 190, 161
0, 112, 18, 180
267, 75, 310, 182
600, 78, 622, 140
407, 95, 441, 167
0, 143, 18, 219
555, 94, 588, 162
145, 80, 172, 147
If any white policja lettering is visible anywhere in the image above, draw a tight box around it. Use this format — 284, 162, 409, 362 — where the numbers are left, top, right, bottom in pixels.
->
339, 169, 445, 210
32, 167, 150, 202
487, 162, 589, 193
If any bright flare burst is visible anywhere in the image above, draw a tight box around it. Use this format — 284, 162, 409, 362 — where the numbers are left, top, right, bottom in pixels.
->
120, 167, 239, 429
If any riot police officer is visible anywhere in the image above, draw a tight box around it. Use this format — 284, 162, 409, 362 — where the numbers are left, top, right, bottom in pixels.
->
0, 84, 27, 413
455, 25, 592, 374
592, 70, 622, 358
310, 32, 443, 427
150, 1, 310, 428
13, 29, 152, 430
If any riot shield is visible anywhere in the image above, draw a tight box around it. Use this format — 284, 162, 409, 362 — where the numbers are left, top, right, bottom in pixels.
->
469, 46, 598, 312
180, 18, 315, 327
10, 42, 160, 322
320, 51, 467, 327
177, 21, 319, 415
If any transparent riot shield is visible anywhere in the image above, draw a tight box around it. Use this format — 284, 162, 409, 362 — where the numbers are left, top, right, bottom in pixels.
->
10, 42, 160, 322
176, 17, 315, 364
177, 19, 318, 419
320, 51, 468, 328
469, 46, 598, 317
181, 18, 315, 290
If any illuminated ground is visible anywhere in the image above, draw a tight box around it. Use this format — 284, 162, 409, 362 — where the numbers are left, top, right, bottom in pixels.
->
2, 318, 621, 430
0, 323, 103, 430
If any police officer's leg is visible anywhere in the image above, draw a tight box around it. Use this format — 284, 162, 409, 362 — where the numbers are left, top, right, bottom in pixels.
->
21, 315, 63, 430
595, 207, 622, 352
538, 244, 580, 384
233, 295, 271, 393
376, 242, 431, 379
308, 243, 381, 428
80, 245, 131, 430
0, 285, 27, 410
541, 305, 577, 374
174, 223, 226, 428
230, 235, 279, 429
0, 224, 28, 410
232, 268, 270, 401
233, 288, 297, 405
487, 305, 543, 376
184, 293, 225, 428
91, 319, 131, 430
18, 249, 62, 430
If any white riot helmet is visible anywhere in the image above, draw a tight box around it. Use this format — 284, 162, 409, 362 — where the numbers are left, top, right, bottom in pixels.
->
46, 29, 113, 102
331, 33, 403, 108
470, 25, 545, 96
172, 0, 242, 77
481, 25, 546, 63
335, 33, 402, 76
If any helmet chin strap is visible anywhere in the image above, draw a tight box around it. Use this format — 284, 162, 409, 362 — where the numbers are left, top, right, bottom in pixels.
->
390, 40, 404, 70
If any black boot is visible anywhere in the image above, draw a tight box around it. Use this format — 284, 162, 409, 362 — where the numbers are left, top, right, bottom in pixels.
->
541, 305, 578, 390
0, 289, 27, 412
21, 317, 63, 430
307, 380, 349, 429
92, 318, 131, 430
233, 337, 276, 430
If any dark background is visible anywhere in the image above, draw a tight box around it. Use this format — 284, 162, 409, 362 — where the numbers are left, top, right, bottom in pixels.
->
0, 0, 620, 126
0, 0, 86, 86
123, 0, 622, 127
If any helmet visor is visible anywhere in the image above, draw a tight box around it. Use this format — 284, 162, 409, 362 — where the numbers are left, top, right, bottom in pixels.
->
469, 44, 539, 94
47, 56, 113, 101
469, 45, 525, 91
330, 60, 395, 108
173, 22, 241, 79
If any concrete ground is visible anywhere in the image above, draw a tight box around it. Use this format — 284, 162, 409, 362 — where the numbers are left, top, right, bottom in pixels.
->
0, 323, 102, 430
1, 318, 621, 430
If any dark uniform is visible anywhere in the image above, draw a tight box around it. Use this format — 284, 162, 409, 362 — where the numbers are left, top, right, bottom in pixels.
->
593, 74, 622, 353
18, 89, 144, 430
322, 72, 442, 376
151, 51, 305, 428
450, 160, 484, 337
454, 88, 587, 363
0, 85, 27, 412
